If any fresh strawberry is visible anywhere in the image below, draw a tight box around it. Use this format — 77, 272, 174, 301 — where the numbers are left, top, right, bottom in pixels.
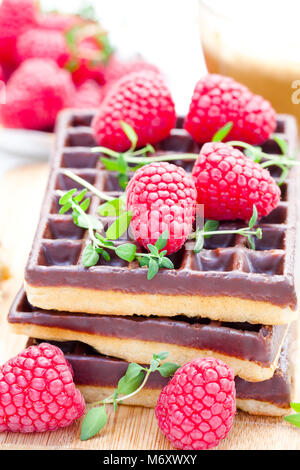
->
92, 71, 176, 152
74, 80, 103, 109
1, 58, 75, 130
0, 0, 38, 66
192, 142, 280, 221
185, 74, 276, 145
16, 28, 71, 67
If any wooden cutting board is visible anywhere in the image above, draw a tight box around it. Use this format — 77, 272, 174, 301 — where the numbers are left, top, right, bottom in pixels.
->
0, 163, 299, 450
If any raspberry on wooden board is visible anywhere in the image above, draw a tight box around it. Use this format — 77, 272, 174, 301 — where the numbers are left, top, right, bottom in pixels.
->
0, 343, 85, 433
155, 357, 236, 450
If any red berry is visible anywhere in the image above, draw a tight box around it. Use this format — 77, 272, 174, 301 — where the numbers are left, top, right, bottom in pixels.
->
192, 142, 280, 221
155, 357, 236, 450
0, 343, 85, 433
92, 71, 176, 152
71, 36, 107, 86
104, 56, 161, 90
185, 74, 276, 145
0, 0, 38, 66
0, 64, 5, 82
37, 12, 82, 31
16, 28, 71, 67
1, 58, 75, 130
126, 162, 197, 254
74, 80, 103, 109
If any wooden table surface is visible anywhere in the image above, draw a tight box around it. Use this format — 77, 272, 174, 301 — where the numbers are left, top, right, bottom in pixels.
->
0, 163, 299, 450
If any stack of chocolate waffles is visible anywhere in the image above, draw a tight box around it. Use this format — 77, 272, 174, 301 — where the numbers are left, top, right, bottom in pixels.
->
8, 109, 299, 416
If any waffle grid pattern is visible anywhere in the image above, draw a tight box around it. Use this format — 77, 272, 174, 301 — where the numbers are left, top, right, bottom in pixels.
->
25, 110, 298, 300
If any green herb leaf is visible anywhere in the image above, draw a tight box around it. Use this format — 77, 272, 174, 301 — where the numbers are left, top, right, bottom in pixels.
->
117, 371, 144, 395
159, 257, 174, 269
82, 244, 99, 267
101, 157, 122, 172
59, 189, 77, 205
158, 362, 180, 377
284, 413, 300, 428
115, 243, 137, 262
118, 173, 129, 190
81, 406, 107, 441
153, 352, 169, 361
147, 258, 159, 280
74, 189, 88, 203
79, 197, 91, 213
147, 244, 159, 257
272, 135, 288, 155
155, 230, 169, 251
106, 211, 132, 240
212, 122, 233, 142
194, 233, 204, 253
120, 121, 138, 151
76, 214, 104, 232
98, 198, 125, 217
247, 235, 255, 250
116, 154, 128, 174
204, 220, 219, 237
124, 363, 144, 381
139, 256, 150, 267
101, 249, 111, 262
248, 205, 258, 229
59, 201, 72, 215
150, 359, 160, 372
290, 403, 300, 412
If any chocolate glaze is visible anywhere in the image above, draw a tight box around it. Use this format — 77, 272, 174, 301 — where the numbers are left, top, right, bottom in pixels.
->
24, 110, 299, 309
27, 334, 293, 407
9, 289, 287, 366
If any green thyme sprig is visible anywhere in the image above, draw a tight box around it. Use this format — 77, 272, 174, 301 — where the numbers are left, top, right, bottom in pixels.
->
191, 205, 262, 253
93, 121, 155, 189
92, 122, 199, 182
284, 403, 300, 428
58, 188, 174, 279
80, 351, 179, 441
93, 121, 299, 187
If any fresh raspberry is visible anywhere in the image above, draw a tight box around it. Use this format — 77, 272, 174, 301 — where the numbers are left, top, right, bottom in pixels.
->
1, 58, 75, 130
185, 74, 276, 145
0, 64, 5, 83
0, 0, 38, 66
71, 35, 109, 86
37, 12, 82, 31
155, 357, 236, 450
16, 28, 71, 67
192, 142, 280, 221
104, 56, 161, 89
0, 343, 85, 433
126, 162, 197, 254
74, 80, 103, 109
92, 71, 176, 152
